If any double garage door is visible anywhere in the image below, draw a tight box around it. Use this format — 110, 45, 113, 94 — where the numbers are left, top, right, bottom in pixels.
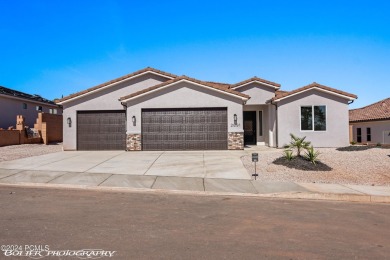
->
77, 108, 228, 151
142, 108, 228, 150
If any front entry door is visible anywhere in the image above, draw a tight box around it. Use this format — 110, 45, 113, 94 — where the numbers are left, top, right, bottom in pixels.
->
243, 111, 257, 145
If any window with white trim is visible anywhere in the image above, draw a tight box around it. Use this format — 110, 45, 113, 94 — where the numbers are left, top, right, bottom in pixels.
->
300, 106, 326, 131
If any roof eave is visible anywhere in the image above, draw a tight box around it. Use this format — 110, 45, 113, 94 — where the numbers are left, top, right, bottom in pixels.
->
231, 80, 280, 90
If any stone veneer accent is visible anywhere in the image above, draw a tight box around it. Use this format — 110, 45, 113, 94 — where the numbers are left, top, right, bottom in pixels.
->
126, 134, 142, 151
228, 132, 244, 150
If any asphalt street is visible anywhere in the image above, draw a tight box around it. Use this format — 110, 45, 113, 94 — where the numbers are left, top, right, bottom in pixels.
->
1, 186, 389, 259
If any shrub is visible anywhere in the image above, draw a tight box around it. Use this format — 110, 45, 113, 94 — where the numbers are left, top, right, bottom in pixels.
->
283, 149, 294, 161
350, 141, 357, 145
287, 133, 311, 157
377, 142, 382, 147
304, 146, 320, 165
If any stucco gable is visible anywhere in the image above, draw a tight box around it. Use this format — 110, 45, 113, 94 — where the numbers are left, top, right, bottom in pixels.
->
56, 67, 177, 105
119, 76, 250, 102
272, 82, 357, 102
230, 77, 281, 90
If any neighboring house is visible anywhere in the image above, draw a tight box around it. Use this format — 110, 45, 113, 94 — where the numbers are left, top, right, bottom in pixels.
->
0, 86, 62, 129
349, 98, 390, 145
56, 67, 357, 151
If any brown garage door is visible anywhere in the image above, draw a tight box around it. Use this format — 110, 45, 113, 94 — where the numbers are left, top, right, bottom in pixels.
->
77, 111, 126, 150
142, 108, 227, 150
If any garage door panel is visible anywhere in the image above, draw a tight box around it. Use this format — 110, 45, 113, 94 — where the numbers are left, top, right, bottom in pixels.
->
77, 111, 126, 151
142, 108, 227, 151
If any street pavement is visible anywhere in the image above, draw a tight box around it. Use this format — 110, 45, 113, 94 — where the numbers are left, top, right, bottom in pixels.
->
0, 186, 389, 259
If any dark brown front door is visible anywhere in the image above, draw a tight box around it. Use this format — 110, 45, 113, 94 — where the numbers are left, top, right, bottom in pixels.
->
244, 111, 257, 145
77, 111, 126, 150
142, 108, 228, 150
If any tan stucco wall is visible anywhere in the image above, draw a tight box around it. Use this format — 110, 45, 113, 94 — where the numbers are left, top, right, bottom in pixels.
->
0, 95, 60, 129
277, 89, 350, 147
350, 120, 390, 144
235, 83, 275, 105
62, 73, 170, 150
125, 81, 244, 135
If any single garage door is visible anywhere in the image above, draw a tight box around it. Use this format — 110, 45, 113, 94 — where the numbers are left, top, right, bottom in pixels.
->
142, 108, 227, 150
77, 111, 126, 150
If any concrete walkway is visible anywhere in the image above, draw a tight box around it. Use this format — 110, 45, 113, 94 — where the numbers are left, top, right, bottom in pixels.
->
0, 168, 389, 203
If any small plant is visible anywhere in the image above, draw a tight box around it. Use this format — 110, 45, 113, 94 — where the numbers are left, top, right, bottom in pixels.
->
283, 149, 294, 161
304, 146, 320, 165
377, 142, 382, 147
287, 133, 311, 157
350, 141, 357, 145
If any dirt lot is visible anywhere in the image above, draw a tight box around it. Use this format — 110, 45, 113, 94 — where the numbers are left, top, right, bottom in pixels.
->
0, 143, 63, 162
242, 146, 390, 186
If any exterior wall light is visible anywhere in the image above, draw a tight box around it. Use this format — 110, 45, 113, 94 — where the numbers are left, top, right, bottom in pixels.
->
67, 117, 72, 127
132, 116, 136, 126
233, 114, 237, 125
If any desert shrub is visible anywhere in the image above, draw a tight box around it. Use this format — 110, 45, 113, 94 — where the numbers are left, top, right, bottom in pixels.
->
284, 149, 294, 161
287, 133, 311, 157
304, 146, 320, 165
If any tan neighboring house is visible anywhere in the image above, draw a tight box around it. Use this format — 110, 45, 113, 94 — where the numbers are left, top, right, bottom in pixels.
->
56, 67, 357, 151
0, 86, 62, 129
349, 98, 390, 145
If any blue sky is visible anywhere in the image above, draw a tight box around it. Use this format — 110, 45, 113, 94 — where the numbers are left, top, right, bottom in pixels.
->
1, 0, 389, 109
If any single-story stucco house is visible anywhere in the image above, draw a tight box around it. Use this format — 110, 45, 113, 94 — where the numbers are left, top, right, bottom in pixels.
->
0, 86, 62, 129
56, 67, 357, 151
349, 97, 390, 145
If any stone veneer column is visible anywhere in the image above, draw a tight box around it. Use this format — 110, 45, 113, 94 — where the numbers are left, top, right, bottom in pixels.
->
228, 132, 244, 150
126, 134, 142, 151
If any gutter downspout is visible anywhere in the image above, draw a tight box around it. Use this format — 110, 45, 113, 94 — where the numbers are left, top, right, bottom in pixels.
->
270, 100, 278, 148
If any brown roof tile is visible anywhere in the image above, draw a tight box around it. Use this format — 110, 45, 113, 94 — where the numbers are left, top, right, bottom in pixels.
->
231, 77, 281, 89
119, 76, 250, 101
56, 67, 177, 103
349, 97, 390, 122
272, 82, 357, 101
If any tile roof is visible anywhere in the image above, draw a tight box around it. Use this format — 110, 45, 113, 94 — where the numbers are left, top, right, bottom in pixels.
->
272, 82, 357, 102
0, 86, 57, 106
56, 67, 178, 103
119, 76, 250, 101
349, 97, 390, 122
231, 77, 281, 89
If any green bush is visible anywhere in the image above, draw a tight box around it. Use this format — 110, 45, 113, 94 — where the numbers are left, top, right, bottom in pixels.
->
350, 141, 357, 145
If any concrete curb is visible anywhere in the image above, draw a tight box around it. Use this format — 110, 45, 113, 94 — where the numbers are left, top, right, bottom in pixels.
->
1, 182, 390, 204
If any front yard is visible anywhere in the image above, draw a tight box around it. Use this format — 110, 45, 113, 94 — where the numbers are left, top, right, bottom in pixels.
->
242, 146, 390, 186
0, 143, 63, 162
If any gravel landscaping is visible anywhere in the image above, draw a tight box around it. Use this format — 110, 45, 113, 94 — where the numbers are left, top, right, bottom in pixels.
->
242, 146, 390, 186
0, 143, 63, 162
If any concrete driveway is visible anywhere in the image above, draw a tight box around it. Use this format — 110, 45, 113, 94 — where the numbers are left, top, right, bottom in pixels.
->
0, 150, 251, 180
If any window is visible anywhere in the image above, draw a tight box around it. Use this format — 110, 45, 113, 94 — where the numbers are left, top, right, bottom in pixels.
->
357, 128, 362, 143
49, 109, 53, 114
300, 106, 326, 131
367, 127, 371, 142
259, 111, 263, 136
36, 106, 42, 111
53, 109, 57, 114
22, 103, 27, 109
